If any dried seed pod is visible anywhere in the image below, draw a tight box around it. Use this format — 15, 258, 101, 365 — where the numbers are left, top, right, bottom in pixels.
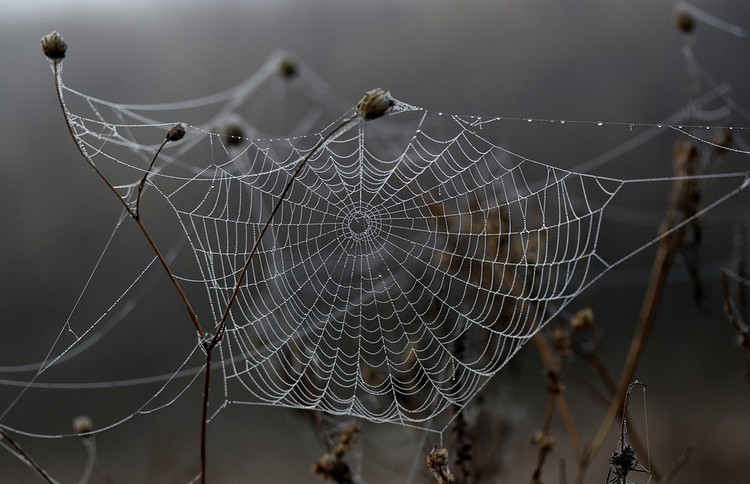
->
356, 88, 395, 121
675, 5, 695, 34
278, 57, 298, 79
41, 31, 67, 61
166, 123, 186, 142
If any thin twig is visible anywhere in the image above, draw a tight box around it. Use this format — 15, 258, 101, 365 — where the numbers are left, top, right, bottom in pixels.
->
576, 143, 697, 484
0, 429, 56, 483
722, 269, 750, 348
533, 334, 583, 458
198, 115, 358, 483
199, 349, 212, 484
52, 62, 205, 340
662, 442, 695, 484
209, 115, 357, 348
135, 138, 169, 220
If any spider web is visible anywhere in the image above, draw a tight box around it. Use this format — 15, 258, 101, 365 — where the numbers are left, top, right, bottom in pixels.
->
13, 54, 749, 435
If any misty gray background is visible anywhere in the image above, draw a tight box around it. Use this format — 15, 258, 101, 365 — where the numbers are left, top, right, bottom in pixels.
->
1, 0, 750, 482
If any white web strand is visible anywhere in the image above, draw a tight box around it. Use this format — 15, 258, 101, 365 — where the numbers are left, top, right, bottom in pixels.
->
5, 58, 749, 437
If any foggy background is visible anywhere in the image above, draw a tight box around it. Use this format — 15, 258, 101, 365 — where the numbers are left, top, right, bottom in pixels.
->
1, 0, 749, 482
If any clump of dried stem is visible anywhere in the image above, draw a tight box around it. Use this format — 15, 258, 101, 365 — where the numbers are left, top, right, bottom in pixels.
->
312, 424, 361, 484
427, 446, 456, 484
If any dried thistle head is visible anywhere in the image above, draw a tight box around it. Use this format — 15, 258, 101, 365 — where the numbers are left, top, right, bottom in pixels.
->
609, 442, 637, 479
41, 31, 67, 62
72, 415, 93, 438
356, 88, 395, 121
166, 123, 186, 142
674, 5, 695, 34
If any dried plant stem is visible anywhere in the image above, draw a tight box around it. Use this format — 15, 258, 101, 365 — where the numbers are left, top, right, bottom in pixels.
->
531, 396, 556, 484
54, 51, 361, 482
722, 270, 750, 348
52, 63, 205, 340
199, 116, 356, 483
210, 115, 357, 346
135, 138, 169, 220
576, 143, 697, 484
662, 442, 695, 483
0, 429, 56, 483
532, 334, 583, 458
199, 350, 212, 483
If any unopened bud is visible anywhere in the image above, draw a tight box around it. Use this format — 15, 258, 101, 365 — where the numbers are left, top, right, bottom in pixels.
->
356, 88, 395, 121
166, 123, 186, 142
41, 31, 67, 61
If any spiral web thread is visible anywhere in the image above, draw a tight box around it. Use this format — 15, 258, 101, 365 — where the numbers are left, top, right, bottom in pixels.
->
42, 55, 749, 432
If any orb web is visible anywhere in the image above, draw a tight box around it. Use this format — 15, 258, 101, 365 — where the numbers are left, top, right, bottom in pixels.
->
15, 51, 748, 435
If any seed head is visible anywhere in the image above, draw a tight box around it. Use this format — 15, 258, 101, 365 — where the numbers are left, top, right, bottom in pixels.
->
570, 307, 594, 331
674, 5, 695, 34
166, 123, 186, 142
41, 31, 67, 61
356, 88, 395, 121
278, 57, 298, 79
222, 120, 245, 146
72, 415, 94, 437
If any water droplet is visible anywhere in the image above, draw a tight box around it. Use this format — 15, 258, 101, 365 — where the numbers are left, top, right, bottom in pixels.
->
678, 125, 683, 129
657, 124, 663, 128
597, 121, 603, 126
629, 124, 633, 131
560, 120, 566, 124
527, 118, 533, 122
729, 126, 734, 130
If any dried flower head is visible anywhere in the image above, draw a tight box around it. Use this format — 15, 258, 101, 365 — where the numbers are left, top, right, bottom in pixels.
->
674, 5, 695, 34
278, 57, 298, 79
427, 446, 456, 484
41, 31, 67, 61
72, 415, 94, 437
356, 88, 395, 121
166, 123, 186, 142
570, 307, 594, 331
609, 442, 638, 479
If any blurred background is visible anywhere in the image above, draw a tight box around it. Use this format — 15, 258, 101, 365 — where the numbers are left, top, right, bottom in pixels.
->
1, 0, 750, 482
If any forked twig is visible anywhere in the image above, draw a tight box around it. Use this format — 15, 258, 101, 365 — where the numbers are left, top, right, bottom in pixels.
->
49, 60, 205, 340
0, 428, 56, 484
46, 41, 395, 483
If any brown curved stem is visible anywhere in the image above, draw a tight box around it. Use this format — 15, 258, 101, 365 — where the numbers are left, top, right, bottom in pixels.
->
52, 62, 205, 340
